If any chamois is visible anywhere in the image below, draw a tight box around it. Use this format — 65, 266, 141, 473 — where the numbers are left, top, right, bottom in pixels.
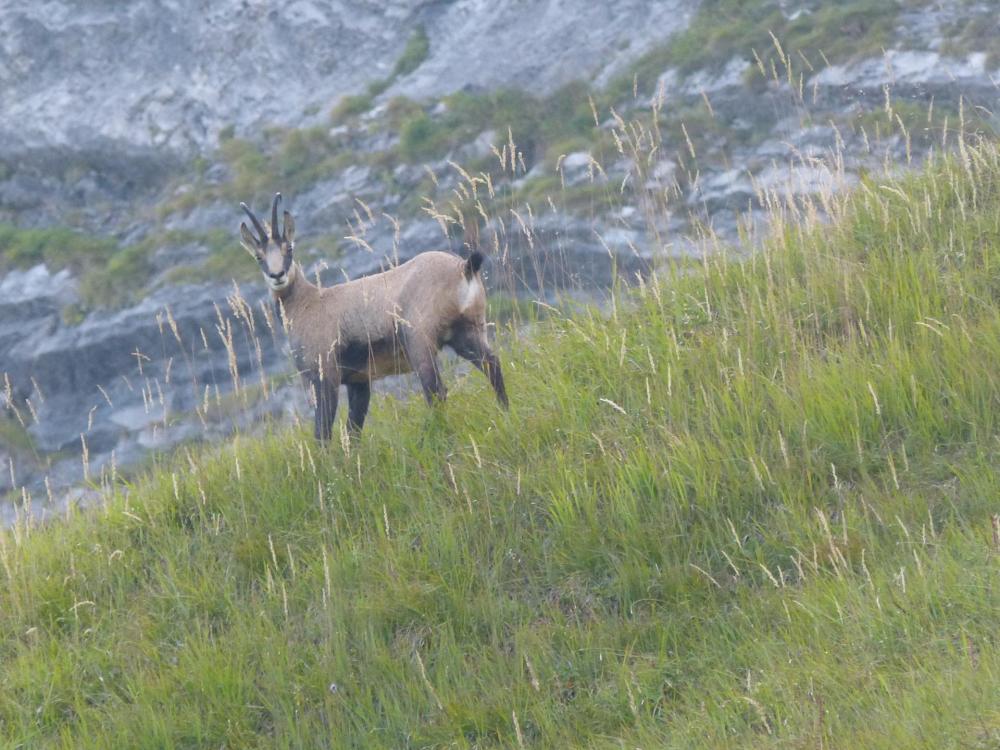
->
239, 193, 508, 441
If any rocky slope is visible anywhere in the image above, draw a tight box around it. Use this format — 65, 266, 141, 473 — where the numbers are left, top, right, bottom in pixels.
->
0, 0, 695, 159
2, 0, 999, 521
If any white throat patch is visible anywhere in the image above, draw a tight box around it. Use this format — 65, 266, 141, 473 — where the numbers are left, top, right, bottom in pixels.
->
458, 277, 481, 313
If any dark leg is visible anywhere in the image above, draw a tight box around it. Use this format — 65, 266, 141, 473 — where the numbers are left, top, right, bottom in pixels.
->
416, 355, 447, 405
404, 334, 447, 405
449, 325, 509, 409
347, 381, 371, 433
313, 379, 338, 443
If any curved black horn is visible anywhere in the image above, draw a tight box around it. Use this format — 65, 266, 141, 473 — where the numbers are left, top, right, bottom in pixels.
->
271, 193, 282, 241
240, 202, 267, 244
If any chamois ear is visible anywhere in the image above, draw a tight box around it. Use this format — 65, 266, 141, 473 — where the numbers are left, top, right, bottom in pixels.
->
240, 222, 263, 258
283, 210, 295, 246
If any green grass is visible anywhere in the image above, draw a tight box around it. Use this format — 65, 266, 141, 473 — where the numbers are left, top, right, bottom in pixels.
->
941, 10, 1000, 68
0, 416, 36, 457
77, 242, 154, 309
852, 98, 998, 160
0, 224, 119, 274
0, 224, 152, 310
0, 222, 294, 310
392, 25, 430, 79
179, 126, 362, 207
397, 83, 597, 164
4, 140, 1000, 747
608, 0, 918, 101
330, 93, 376, 122
159, 1, 932, 223
330, 25, 431, 123
212, 0, 922, 208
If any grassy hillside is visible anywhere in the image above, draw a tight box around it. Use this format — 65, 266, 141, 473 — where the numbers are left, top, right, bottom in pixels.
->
2, 142, 1000, 748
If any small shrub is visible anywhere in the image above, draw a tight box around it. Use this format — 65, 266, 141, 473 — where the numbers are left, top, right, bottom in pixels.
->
385, 96, 424, 128
366, 78, 391, 98
278, 127, 335, 183
331, 93, 375, 122
220, 137, 271, 197
399, 112, 451, 161
60, 304, 87, 327
606, 0, 908, 101
942, 15, 1000, 68
0, 224, 118, 272
78, 242, 154, 309
392, 25, 430, 78
0, 415, 35, 455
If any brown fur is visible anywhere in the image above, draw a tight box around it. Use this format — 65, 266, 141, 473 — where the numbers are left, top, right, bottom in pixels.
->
240, 195, 508, 441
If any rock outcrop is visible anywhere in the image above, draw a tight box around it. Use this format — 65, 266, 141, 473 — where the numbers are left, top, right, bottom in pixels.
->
0, 0, 697, 157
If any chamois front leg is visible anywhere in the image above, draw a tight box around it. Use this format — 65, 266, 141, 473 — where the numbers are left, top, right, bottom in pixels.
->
403, 332, 447, 405
346, 381, 371, 433
312, 378, 339, 443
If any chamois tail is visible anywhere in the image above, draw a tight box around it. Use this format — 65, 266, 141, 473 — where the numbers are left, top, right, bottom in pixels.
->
463, 250, 485, 280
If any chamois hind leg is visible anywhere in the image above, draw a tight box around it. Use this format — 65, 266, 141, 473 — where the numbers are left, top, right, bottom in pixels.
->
403, 333, 447, 405
346, 381, 371, 433
312, 378, 339, 443
449, 324, 509, 409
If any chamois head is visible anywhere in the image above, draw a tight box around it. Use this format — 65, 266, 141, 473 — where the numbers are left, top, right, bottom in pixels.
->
239, 193, 296, 291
